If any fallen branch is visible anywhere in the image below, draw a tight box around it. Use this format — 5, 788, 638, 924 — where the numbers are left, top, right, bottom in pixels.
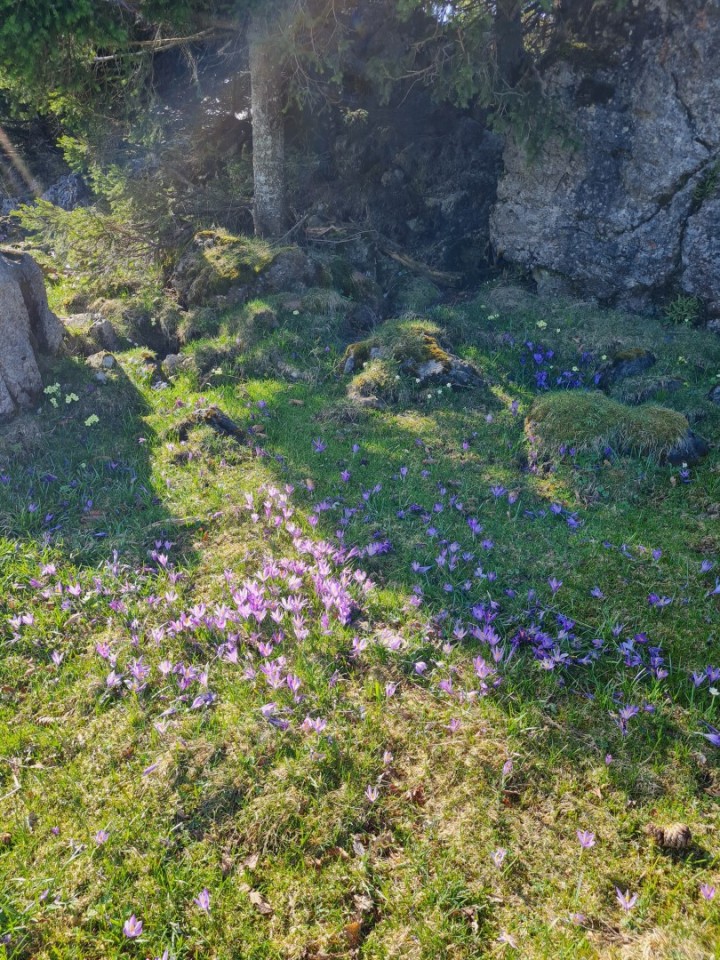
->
379, 240, 463, 288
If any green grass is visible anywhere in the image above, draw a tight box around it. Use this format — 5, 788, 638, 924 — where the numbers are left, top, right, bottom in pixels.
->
0, 284, 719, 959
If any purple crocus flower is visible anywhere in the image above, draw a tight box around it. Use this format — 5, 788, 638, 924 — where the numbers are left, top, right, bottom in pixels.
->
194, 888, 211, 912
577, 830, 595, 849
615, 889, 638, 911
701, 724, 720, 748
491, 848, 507, 868
700, 884, 716, 901
123, 915, 143, 938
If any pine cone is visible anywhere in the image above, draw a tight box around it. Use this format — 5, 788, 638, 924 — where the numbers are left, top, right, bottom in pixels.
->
645, 822, 692, 850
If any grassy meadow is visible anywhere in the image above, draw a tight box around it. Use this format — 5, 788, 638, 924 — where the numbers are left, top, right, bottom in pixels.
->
1, 282, 719, 959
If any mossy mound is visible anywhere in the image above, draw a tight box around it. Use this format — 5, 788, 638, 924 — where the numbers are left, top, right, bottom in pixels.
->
89, 298, 180, 354
347, 358, 402, 408
342, 319, 483, 407
597, 347, 656, 388
394, 277, 442, 313
611, 375, 684, 406
526, 391, 704, 462
342, 319, 465, 375
172, 230, 275, 307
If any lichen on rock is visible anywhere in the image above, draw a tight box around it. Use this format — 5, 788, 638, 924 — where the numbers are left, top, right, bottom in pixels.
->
490, 0, 720, 316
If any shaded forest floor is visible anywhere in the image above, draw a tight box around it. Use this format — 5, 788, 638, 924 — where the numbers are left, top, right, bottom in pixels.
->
1, 283, 719, 959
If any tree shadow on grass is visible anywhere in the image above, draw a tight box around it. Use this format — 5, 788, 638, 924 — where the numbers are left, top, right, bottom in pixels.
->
0, 355, 198, 572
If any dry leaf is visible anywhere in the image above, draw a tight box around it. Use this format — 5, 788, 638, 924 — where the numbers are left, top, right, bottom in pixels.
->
249, 890, 272, 915
407, 784, 426, 806
344, 920, 363, 949
326, 845, 350, 860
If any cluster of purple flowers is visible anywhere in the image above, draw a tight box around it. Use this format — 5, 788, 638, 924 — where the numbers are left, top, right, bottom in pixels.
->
518, 341, 599, 391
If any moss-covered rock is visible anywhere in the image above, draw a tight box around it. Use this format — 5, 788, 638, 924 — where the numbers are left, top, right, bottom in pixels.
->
171, 230, 275, 307
341, 319, 483, 390
597, 348, 656, 388
347, 358, 402, 408
89, 298, 179, 354
611, 375, 684, 406
527, 391, 708, 463
394, 277, 442, 313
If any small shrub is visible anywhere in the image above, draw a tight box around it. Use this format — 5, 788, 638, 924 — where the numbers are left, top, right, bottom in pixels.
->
13, 199, 164, 305
693, 161, 719, 203
664, 294, 701, 326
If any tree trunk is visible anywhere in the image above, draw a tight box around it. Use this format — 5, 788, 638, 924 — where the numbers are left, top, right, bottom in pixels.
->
248, 12, 286, 239
495, 0, 526, 88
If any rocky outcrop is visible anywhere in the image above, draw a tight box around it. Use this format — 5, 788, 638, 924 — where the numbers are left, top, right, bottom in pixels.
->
490, 0, 720, 314
0, 251, 63, 420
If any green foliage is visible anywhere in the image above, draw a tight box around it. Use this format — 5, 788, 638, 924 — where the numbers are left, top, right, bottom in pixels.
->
693, 161, 719, 204
13, 199, 163, 302
665, 294, 702, 326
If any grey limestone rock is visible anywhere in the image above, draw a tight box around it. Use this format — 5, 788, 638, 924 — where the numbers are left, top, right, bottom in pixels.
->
491, 0, 720, 314
0, 251, 63, 421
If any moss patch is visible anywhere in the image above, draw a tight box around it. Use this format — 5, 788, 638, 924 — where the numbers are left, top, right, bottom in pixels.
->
342, 319, 451, 372
347, 357, 403, 408
173, 230, 275, 306
527, 391, 690, 460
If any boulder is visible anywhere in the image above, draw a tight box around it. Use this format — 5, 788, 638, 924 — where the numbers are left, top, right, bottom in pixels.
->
90, 318, 119, 351
597, 349, 656, 389
490, 0, 720, 313
666, 430, 710, 467
682, 199, 720, 316
161, 353, 189, 378
342, 319, 484, 407
86, 352, 116, 371
0, 251, 63, 421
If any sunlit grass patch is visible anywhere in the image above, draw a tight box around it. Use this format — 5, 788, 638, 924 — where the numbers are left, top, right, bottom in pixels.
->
0, 284, 719, 958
